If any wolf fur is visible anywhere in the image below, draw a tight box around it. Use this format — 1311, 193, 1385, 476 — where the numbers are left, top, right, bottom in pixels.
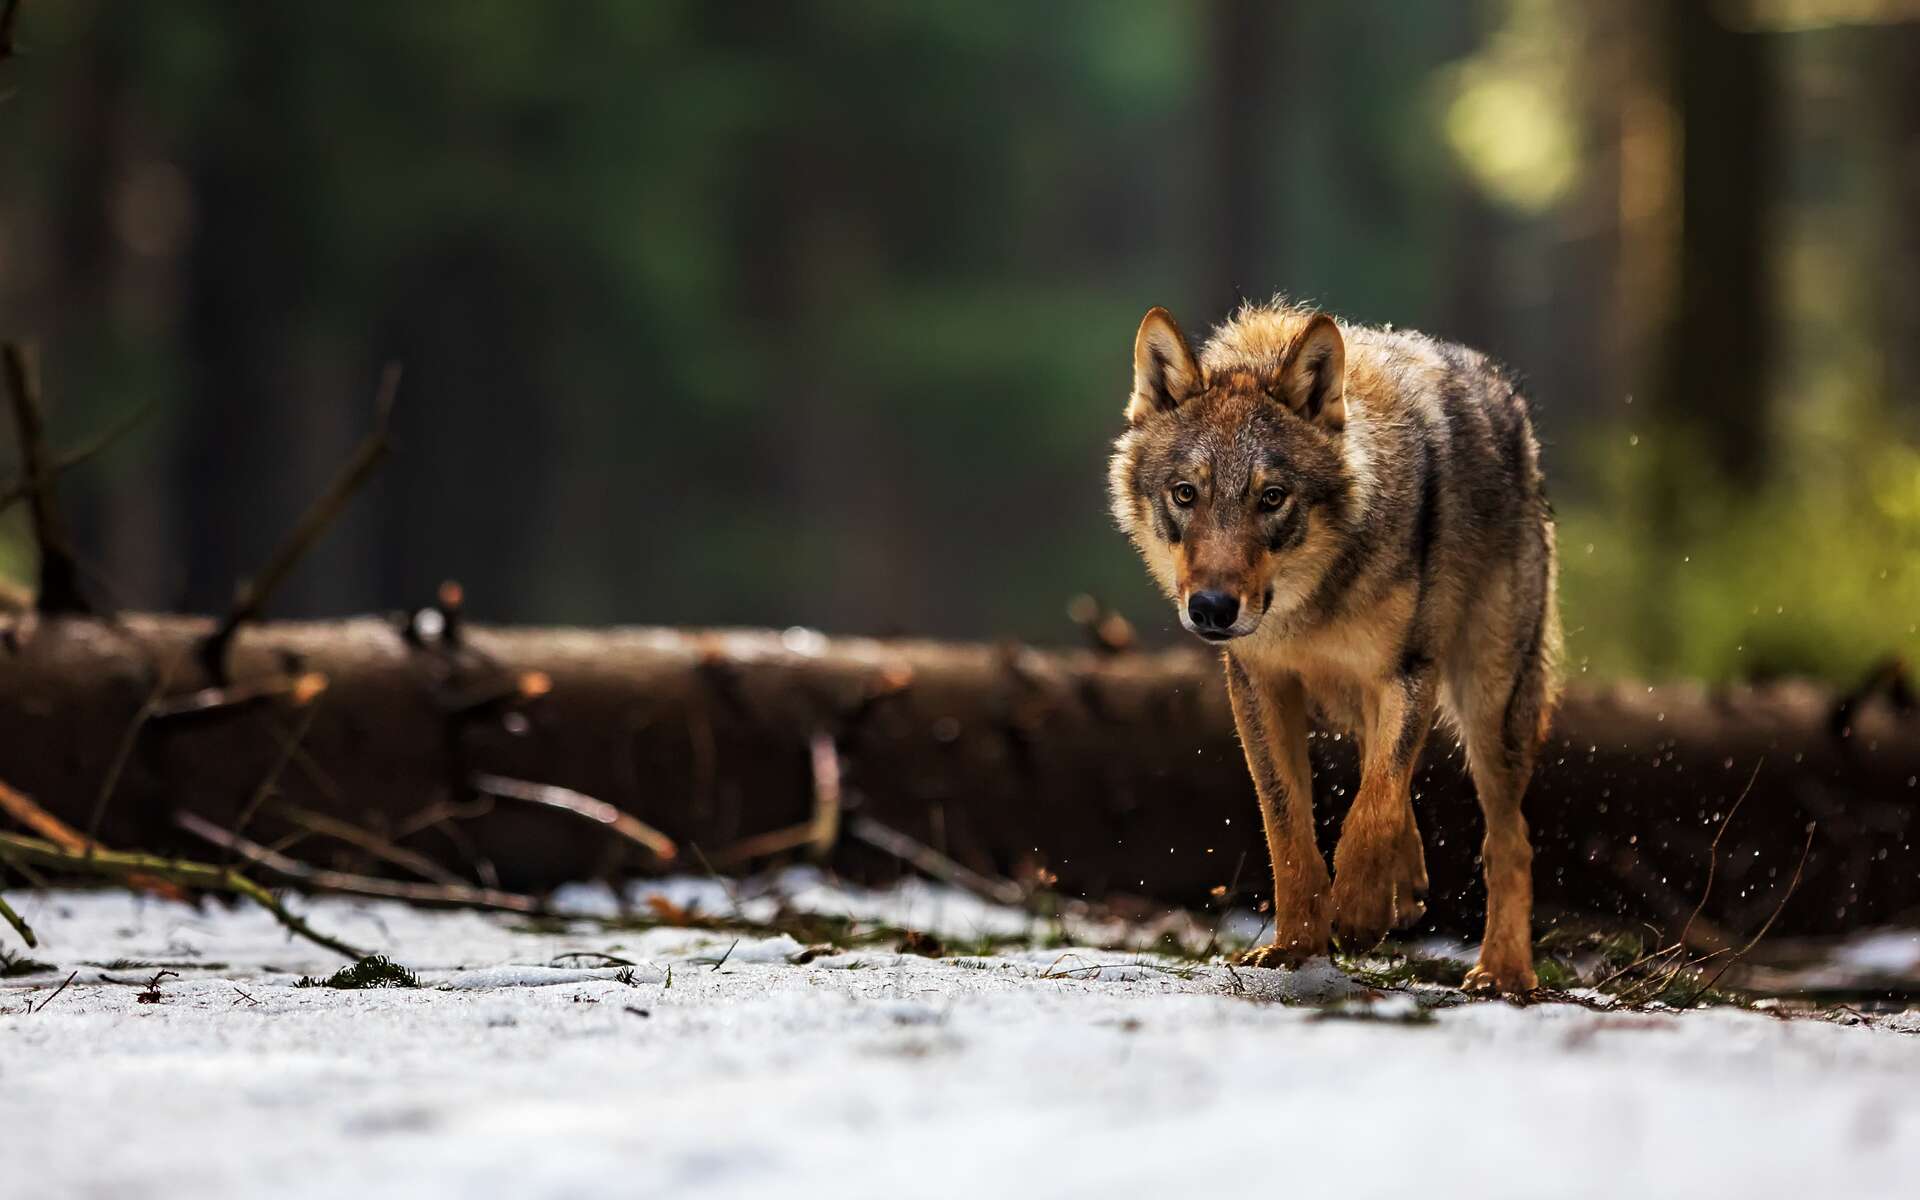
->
1109, 299, 1560, 992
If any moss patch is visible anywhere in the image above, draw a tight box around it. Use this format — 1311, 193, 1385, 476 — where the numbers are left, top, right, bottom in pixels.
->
296, 955, 419, 990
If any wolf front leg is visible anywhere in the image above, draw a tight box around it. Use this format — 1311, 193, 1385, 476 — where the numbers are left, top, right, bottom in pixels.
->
1329, 669, 1435, 949
1223, 655, 1330, 966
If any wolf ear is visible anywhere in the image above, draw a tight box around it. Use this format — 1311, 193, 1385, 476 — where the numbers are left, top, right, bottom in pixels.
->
1127, 307, 1201, 424
1275, 314, 1346, 429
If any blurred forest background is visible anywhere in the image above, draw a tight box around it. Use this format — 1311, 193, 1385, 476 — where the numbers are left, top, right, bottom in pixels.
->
1, 0, 1917, 683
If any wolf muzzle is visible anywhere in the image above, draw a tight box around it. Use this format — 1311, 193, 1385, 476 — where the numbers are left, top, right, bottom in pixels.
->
1183, 589, 1263, 642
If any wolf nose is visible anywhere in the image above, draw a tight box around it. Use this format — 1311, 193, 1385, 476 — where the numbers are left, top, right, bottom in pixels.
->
1187, 590, 1240, 633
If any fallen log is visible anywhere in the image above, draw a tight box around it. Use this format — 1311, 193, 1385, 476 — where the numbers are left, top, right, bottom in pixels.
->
0, 611, 1914, 939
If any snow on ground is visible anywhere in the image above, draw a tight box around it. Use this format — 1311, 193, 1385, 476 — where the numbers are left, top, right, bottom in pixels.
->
3, 878, 1918, 1200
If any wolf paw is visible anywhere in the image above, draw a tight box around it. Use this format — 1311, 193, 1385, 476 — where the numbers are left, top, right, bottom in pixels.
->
1461, 959, 1538, 996
1330, 833, 1426, 949
1234, 941, 1324, 970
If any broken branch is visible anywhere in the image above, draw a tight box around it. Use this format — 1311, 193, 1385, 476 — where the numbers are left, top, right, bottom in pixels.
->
0, 829, 365, 960
175, 811, 542, 914
470, 771, 677, 862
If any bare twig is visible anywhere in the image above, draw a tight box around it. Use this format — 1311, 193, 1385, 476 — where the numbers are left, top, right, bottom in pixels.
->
709, 731, 843, 867
2, 343, 90, 615
32, 970, 77, 1015
173, 811, 543, 914
0, 829, 365, 959
1592, 758, 1765, 1000
1682, 823, 1817, 1008
0, 395, 156, 516
0, 889, 33, 946
0, 775, 185, 900
470, 772, 677, 862
84, 651, 191, 854
200, 364, 401, 681
269, 801, 466, 887
223, 695, 324, 868
1677, 757, 1764, 952
847, 814, 1026, 908
708, 822, 816, 867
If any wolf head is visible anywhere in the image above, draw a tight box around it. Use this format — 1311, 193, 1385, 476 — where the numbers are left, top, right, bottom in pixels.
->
1108, 304, 1355, 644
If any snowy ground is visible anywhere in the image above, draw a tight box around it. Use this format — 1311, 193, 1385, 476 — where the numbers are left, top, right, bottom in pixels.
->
3, 876, 1918, 1200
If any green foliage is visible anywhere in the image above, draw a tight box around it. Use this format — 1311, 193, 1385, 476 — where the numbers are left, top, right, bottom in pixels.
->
296, 954, 419, 990
1560, 409, 1920, 683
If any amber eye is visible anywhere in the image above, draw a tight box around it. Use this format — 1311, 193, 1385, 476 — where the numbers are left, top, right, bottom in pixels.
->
1260, 487, 1287, 511
1171, 482, 1198, 507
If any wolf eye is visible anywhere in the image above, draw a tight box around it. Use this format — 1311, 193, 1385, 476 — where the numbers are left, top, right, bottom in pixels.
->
1260, 487, 1287, 511
1171, 482, 1197, 507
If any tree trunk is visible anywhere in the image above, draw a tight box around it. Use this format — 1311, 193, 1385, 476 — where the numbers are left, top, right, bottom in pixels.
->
1664, 1, 1774, 485
0, 613, 1914, 939
1201, 0, 1278, 313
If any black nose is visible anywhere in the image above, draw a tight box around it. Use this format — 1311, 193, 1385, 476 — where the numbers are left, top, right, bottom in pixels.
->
1187, 590, 1240, 633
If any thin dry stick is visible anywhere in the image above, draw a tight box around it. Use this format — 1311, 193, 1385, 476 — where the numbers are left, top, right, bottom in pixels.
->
200, 363, 401, 681
0, 830, 365, 959
1593, 757, 1765, 996
1677, 756, 1764, 951
709, 822, 816, 866
84, 651, 188, 852
389, 793, 502, 888
847, 814, 1027, 908
269, 801, 467, 887
33, 971, 77, 1015
1590, 945, 1684, 999
2, 343, 89, 615
0, 890, 33, 946
256, 712, 346, 805
0, 396, 156, 515
174, 811, 543, 915
709, 731, 844, 867
807, 731, 843, 860
470, 772, 678, 862
222, 695, 323, 868
1681, 822, 1818, 1009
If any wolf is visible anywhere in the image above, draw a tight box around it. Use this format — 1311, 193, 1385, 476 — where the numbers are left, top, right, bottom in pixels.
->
1109, 299, 1560, 992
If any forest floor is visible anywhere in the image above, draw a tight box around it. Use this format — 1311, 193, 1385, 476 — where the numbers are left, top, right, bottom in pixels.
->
2, 872, 1917, 1200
